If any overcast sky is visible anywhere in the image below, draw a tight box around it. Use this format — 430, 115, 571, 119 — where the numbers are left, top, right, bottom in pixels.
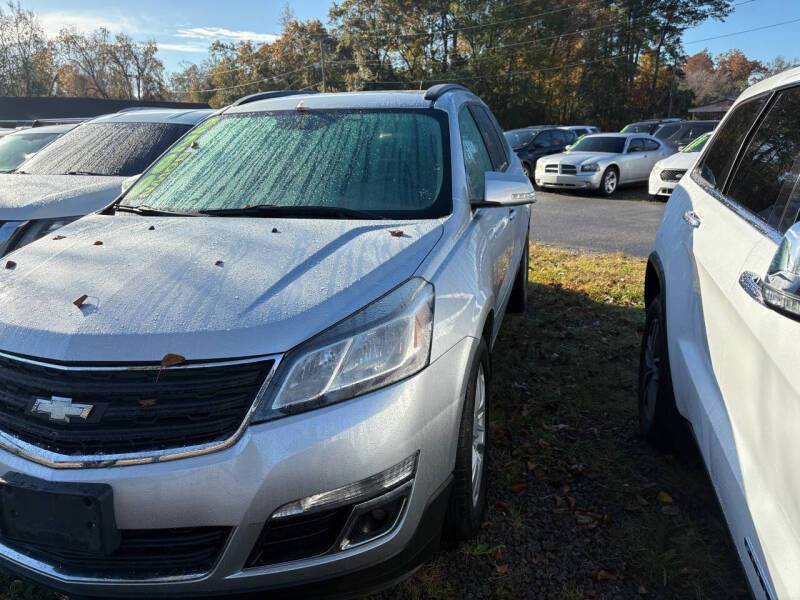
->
21, 0, 796, 73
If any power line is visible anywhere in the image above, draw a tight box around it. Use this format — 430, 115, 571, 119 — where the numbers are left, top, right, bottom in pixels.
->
684, 14, 800, 45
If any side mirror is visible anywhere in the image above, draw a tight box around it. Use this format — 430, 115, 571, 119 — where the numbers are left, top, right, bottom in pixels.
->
761, 223, 800, 317
471, 172, 536, 208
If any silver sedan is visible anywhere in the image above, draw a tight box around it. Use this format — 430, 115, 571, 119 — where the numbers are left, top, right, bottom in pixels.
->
534, 133, 674, 196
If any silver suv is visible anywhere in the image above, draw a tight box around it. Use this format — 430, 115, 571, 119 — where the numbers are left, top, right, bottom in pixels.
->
0, 86, 533, 597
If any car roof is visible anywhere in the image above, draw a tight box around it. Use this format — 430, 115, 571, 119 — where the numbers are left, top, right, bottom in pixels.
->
88, 108, 215, 125
225, 91, 441, 115
9, 123, 76, 135
586, 132, 653, 139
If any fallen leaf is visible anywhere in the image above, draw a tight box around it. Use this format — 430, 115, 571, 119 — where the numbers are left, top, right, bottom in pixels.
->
494, 546, 503, 561
4, 261, 15, 269
389, 229, 403, 237
73, 294, 88, 308
593, 569, 617, 581
638, 584, 648, 594
52, 234, 66, 240
495, 564, 508, 574
161, 353, 185, 368
93, 240, 103, 246
511, 482, 527, 494
661, 505, 680, 516
657, 491, 674, 504
215, 260, 224, 267
139, 399, 157, 407
148, 225, 155, 231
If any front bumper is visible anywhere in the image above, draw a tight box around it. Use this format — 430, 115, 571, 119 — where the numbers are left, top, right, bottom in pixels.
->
0, 337, 477, 598
534, 169, 602, 190
648, 169, 677, 197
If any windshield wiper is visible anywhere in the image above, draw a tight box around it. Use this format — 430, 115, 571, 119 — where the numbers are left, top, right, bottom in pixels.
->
115, 204, 199, 217
200, 204, 384, 220
66, 170, 106, 176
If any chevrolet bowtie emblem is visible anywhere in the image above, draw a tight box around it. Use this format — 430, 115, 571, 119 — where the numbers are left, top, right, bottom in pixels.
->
31, 396, 93, 423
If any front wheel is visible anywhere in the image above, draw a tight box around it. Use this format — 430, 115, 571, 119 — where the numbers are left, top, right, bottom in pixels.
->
443, 339, 491, 541
599, 167, 618, 196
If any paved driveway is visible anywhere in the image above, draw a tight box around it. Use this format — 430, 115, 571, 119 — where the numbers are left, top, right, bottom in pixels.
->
529, 186, 666, 257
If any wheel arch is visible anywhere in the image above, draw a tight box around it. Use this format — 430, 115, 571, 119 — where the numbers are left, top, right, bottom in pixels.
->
644, 251, 666, 311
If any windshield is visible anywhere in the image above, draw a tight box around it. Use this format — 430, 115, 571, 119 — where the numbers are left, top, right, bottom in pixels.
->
682, 132, 711, 153
568, 136, 626, 154
504, 129, 537, 150
19, 122, 192, 176
621, 122, 658, 134
121, 109, 451, 219
654, 123, 682, 140
0, 131, 61, 173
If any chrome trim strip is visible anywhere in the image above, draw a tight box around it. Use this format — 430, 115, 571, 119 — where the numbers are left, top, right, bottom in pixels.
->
745, 536, 776, 600
0, 353, 282, 469
690, 170, 782, 244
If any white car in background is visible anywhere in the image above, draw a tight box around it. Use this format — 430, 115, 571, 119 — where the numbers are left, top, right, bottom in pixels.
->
648, 132, 712, 200
0, 124, 76, 174
0, 108, 212, 255
640, 65, 800, 599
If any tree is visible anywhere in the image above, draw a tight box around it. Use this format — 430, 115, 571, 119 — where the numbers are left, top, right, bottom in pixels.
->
0, 1, 57, 96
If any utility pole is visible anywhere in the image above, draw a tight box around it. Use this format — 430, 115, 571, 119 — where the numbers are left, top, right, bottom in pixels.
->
319, 40, 327, 93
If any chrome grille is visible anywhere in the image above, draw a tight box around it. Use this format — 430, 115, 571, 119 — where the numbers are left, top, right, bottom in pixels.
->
660, 169, 686, 182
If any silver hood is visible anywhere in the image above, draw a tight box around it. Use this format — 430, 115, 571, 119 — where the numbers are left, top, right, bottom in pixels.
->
0, 214, 443, 362
0, 174, 126, 221
539, 151, 618, 166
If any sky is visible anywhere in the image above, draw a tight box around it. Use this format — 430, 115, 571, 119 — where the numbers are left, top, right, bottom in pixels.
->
21, 0, 798, 74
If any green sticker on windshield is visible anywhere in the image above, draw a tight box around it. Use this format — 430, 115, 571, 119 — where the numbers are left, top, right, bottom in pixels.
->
682, 132, 710, 153
126, 116, 220, 201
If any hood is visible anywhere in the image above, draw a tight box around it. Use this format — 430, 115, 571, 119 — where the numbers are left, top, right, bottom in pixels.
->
0, 214, 444, 362
653, 151, 698, 171
540, 152, 614, 166
0, 174, 126, 221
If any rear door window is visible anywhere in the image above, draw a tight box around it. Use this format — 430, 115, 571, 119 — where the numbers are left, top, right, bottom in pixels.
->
644, 139, 660, 151
697, 95, 768, 189
628, 138, 645, 152
725, 86, 800, 232
459, 107, 494, 200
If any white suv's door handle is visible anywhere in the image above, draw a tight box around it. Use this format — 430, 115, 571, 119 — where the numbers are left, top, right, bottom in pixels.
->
683, 210, 701, 228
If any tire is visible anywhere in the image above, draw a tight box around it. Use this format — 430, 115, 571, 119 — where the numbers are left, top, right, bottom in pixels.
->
507, 238, 529, 314
522, 162, 532, 179
637, 296, 683, 451
443, 339, 491, 541
599, 166, 618, 196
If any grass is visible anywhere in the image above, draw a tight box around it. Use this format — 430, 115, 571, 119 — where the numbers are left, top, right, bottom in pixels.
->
0, 244, 747, 600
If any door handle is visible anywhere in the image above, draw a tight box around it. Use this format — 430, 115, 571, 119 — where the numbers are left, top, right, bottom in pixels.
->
683, 210, 701, 228
509, 208, 517, 221
738, 271, 765, 305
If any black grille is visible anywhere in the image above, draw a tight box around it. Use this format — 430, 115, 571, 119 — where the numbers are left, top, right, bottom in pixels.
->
660, 169, 686, 182
246, 507, 351, 568
544, 164, 558, 173
560, 164, 577, 174
5, 526, 231, 579
0, 354, 273, 455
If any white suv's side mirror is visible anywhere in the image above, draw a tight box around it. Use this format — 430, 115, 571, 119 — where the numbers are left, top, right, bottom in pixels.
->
761, 223, 800, 317
471, 171, 536, 208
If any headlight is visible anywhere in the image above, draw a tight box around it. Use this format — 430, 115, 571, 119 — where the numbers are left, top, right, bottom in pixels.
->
1, 217, 80, 255
535, 161, 545, 172
581, 163, 600, 172
252, 278, 434, 422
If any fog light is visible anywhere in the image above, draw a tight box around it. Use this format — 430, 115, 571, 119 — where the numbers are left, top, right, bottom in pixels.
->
271, 452, 418, 519
340, 488, 408, 550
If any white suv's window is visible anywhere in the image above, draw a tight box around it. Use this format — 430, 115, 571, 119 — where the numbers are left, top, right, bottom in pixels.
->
697, 94, 768, 189
726, 85, 800, 232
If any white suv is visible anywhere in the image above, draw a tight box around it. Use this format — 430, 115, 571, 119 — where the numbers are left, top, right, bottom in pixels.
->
639, 66, 800, 599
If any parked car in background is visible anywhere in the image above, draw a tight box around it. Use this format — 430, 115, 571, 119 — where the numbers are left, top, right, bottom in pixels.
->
504, 126, 576, 177
0, 84, 535, 599
535, 132, 672, 195
639, 65, 800, 600
0, 107, 213, 255
0, 124, 75, 174
653, 119, 717, 151
621, 117, 683, 135
648, 132, 712, 200
560, 125, 600, 138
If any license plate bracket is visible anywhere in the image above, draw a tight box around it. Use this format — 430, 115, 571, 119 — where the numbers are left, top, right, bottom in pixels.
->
0, 472, 120, 555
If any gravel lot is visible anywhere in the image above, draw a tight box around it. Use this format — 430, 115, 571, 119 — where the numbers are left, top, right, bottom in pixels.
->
530, 186, 666, 257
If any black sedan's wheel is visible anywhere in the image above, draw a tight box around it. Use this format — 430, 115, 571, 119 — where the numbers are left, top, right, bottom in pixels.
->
599, 166, 618, 196
443, 339, 491, 541
638, 296, 682, 450
522, 162, 532, 179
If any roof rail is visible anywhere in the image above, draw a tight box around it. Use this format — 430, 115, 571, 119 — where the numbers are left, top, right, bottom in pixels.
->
232, 90, 318, 107
117, 107, 164, 113
423, 83, 470, 102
